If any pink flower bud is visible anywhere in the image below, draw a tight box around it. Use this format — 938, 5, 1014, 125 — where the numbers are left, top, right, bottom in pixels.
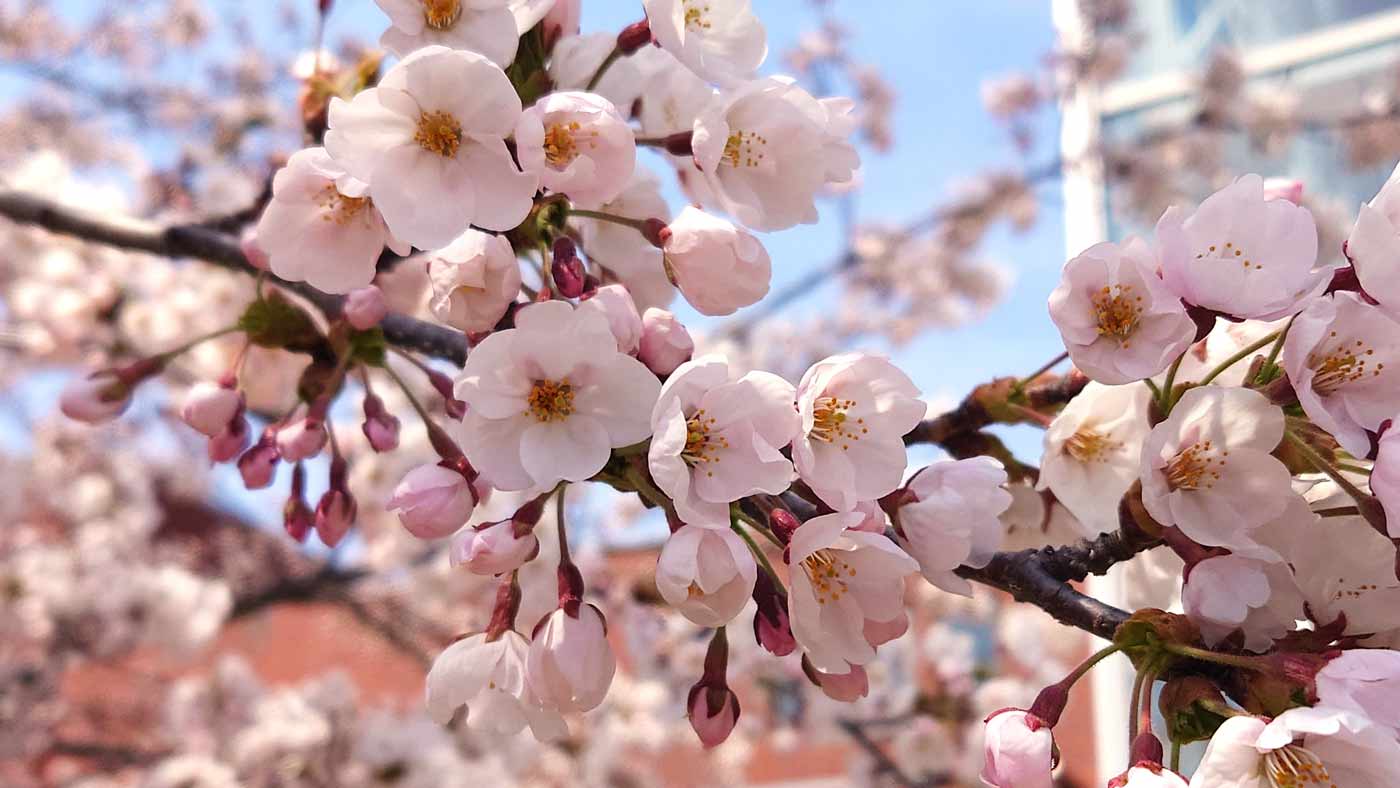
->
981, 709, 1055, 788
579, 284, 642, 354
315, 489, 355, 547
527, 604, 616, 712
343, 285, 388, 330
360, 393, 400, 452
181, 381, 244, 437
550, 237, 586, 298
542, 0, 580, 42
638, 307, 693, 375
451, 520, 539, 575
240, 227, 270, 271
661, 207, 770, 316
284, 463, 313, 542
802, 657, 869, 702
238, 431, 280, 489
60, 372, 132, 423
207, 417, 250, 463
1263, 177, 1304, 204
752, 570, 795, 656
687, 685, 740, 749
276, 417, 327, 461
388, 464, 477, 539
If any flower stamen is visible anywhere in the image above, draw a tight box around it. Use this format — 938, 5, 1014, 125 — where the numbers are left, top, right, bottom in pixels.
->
1165, 440, 1226, 491
802, 549, 858, 605
526, 379, 575, 423
1263, 744, 1336, 788
682, 408, 728, 476
810, 396, 866, 451
722, 130, 767, 169
1064, 427, 1120, 463
422, 0, 462, 30
683, 0, 713, 31
1091, 284, 1143, 346
414, 110, 463, 158
1310, 332, 1381, 396
543, 121, 596, 169
315, 184, 370, 226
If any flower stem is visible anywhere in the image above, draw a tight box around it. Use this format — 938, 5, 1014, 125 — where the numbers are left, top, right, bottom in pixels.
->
1060, 643, 1125, 689
568, 207, 649, 232
1161, 642, 1268, 671
1197, 330, 1282, 388
1285, 431, 1374, 509
733, 505, 785, 548
1159, 353, 1184, 413
382, 363, 434, 428
1170, 739, 1182, 772
1017, 351, 1069, 389
585, 45, 623, 91
158, 325, 242, 363
732, 515, 783, 585
555, 483, 571, 566
1128, 665, 1147, 744
1255, 317, 1295, 384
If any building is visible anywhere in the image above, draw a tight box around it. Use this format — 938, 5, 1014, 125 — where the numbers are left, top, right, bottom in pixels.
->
1054, 0, 1400, 779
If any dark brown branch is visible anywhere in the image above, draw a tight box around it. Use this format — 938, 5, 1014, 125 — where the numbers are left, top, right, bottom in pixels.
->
837, 718, 947, 788
0, 190, 468, 366
904, 370, 1089, 448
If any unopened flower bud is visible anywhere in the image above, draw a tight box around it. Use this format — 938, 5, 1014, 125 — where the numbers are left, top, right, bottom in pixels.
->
550, 237, 586, 298
181, 380, 244, 437
238, 430, 281, 489
283, 463, 313, 542
361, 393, 400, 452
616, 18, 652, 54
751, 570, 796, 656
769, 508, 801, 545
981, 708, 1055, 788
343, 285, 388, 330
686, 628, 740, 748
208, 417, 251, 463
60, 372, 133, 424
276, 416, 327, 461
389, 463, 478, 539
314, 456, 355, 547
638, 307, 693, 375
452, 519, 539, 575
579, 284, 642, 353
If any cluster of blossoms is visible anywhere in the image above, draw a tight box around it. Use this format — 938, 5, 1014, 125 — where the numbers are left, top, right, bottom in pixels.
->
31, 0, 1400, 785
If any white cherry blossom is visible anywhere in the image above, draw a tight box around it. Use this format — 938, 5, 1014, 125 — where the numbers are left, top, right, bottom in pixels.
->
981, 709, 1054, 788
655, 523, 757, 626
1282, 291, 1400, 458
1345, 159, 1400, 315
515, 91, 635, 206
527, 603, 616, 712
1048, 236, 1196, 384
454, 301, 661, 491
1113, 765, 1188, 788
374, 0, 519, 66
324, 46, 538, 249
1039, 381, 1152, 534
1140, 386, 1291, 557
661, 206, 770, 316
644, 0, 767, 86
425, 631, 566, 741
1189, 708, 1400, 788
786, 511, 917, 673
426, 228, 521, 333
791, 353, 925, 512
1182, 553, 1304, 653
647, 355, 799, 525
254, 147, 409, 294
1155, 174, 1325, 321
1316, 649, 1400, 737
692, 78, 858, 231
893, 457, 1012, 596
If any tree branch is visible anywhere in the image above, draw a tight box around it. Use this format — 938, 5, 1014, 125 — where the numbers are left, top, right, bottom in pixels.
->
0, 190, 468, 366
904, 371, 1089, 449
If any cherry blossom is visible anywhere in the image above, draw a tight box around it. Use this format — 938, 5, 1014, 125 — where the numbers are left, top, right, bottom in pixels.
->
527, 603, 616, 712
1111, 765, 1188, 788
181, 381, 244, 438
1047, 236, 1196, 384
1374, 428, 1400, 538
343, 286, 388, 330
803, 659, 870, 702
638, 307, 694, 375
785, 511, 917, 673
1189, 708, 1400, 788
647, 355, 799, 525
791, 353, 925, 512
1155, 174, 1325, 321
692, 78, 858, 231
388, 463, 478, 539
578, 284, 643, 355
324, 46, 538, 249
425, 631, 566, 740
254, 147, 409, 294
655, 523, 757, 626
1281, 291, 1400, 458
451, 520, 538, 575
374, 0, 519, 66
515, 91, 635, 206
891, 457, 1012, 596
454, 301, 661, 490
426, 228, 522, 334
1139, 386, 1291, 557
572, 169, 670, 282
1345, 160, 1400, 314
1038, 381, 1151, 535
981, 709, 1054, 788
661, 206, 771, 316
1315, 649, 1400, 736
644, 0, 767, 85
1181, 553, 1303, 652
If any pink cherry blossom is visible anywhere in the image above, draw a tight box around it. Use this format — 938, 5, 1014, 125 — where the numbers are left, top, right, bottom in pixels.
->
644, 0, 767, 85
655, 524, 757, 626
981, 709, 1054, 788
803, 658, 869, 703
692, 78, 858, 232
454, 301, 660, 490
1155, 173, 1325, 321
426, 631, 567, 741
526, 603, 616, 712
1374, 428, 1400, 538
237, 434, 280, 489
59, 372, 133, 423
388, 464, 477, 539
180, 381, 243, 438
1316, 649, 1400, 736
254, 147, 409, 295
1140, 387, 1291, 557
638, 307, 693, 375
515, 91, 635, 206
786, 511, 917, 673
1281, 292, 1400, 458
893, 457, 1012, 596
324, 46, 538, 249
647, 355, 799, 525
1190, 708, 1400, 788
343, 285, 388, 330
374, 0, 520, 67
1110, 765, 1188, 788
578, 284, 642, 355
661, 206, 771, 316
571, 169, 672, 297
792, 353, 925, 512
427, 228, 522, 334
275, 416, 327, 462
1181, 553, 1303, 653
451, 520, 538, 575
1048, 236, 1196, 384
207, 419, 250, 463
